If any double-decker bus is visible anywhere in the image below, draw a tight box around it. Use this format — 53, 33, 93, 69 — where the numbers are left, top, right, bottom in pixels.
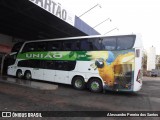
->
7, 34, 143, 92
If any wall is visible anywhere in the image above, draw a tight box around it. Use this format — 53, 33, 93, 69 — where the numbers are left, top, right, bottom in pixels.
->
0, 34, 24, 54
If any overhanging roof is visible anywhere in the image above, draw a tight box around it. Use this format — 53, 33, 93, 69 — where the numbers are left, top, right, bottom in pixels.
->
0, 0, 99, 40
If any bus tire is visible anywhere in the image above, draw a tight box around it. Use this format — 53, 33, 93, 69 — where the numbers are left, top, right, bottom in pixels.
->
88, 78, 103, 93
72, 76, 86, 90
16, 70, 23, 79
24, 71, 32, 80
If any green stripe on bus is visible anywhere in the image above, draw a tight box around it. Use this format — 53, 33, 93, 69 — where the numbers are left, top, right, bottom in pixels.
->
17, 51, 92, 61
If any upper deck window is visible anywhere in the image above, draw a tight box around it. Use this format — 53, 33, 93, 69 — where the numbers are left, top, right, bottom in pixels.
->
117, 36, 135, 50
22, 42, 35, 53
101, 37, 116, 50
47, 42, 61, 51
19, 35, 136, 52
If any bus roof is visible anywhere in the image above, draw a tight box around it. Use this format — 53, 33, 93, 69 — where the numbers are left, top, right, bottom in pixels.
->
24, 34, 139, 43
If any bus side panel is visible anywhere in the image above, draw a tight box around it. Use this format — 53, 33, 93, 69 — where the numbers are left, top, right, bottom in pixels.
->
71, 61, 100, 83
133, 47, 142, 91
86, 50, 135, 91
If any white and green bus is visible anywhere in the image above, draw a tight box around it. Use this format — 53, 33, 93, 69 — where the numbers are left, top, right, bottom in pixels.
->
7, 34, 143, 92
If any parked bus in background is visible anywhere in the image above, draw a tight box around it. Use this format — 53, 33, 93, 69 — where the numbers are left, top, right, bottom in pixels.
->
7, 34, 143, 92
1, 42, 24, 75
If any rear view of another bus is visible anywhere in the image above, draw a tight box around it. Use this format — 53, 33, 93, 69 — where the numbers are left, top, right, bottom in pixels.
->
3, 42, 24, 75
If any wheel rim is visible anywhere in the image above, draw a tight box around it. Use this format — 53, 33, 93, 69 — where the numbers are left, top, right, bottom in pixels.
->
91, 81, 99, 91
75, 79, 83, 88
17, 72, 22, 78
26, 73, 31, 79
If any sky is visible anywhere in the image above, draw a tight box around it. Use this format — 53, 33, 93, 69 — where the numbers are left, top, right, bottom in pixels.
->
59, 0, 160, 54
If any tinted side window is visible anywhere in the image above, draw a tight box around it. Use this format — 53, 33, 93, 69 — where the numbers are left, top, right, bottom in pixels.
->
101, 37, 116, 50
22, 43, 35, 53
63, 40, 88, 51
18, 60, 28, 67
62, 41, 73, 51
65, 40, 80, 51
44, 61, 55, 69
56, 61, 67, 70
80, 39, 89, 51
74, 40, 80, 50
55, 61, 76, 71
79, 39, 94, 51
88, 38, 102, 50
59, 38, 108, 51
47, 42, 61, 51
36, 42, 47, 51
117, 36, 135, 50
18, 60, 42, 68
31, 60, 42, 68
67, 61, 76, 70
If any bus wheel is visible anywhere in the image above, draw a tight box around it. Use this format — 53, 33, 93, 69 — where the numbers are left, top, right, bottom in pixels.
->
24, 71, 32, 80
16, 70, 23, 79
72, 76, 85, 90
88, 78, 103, 93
